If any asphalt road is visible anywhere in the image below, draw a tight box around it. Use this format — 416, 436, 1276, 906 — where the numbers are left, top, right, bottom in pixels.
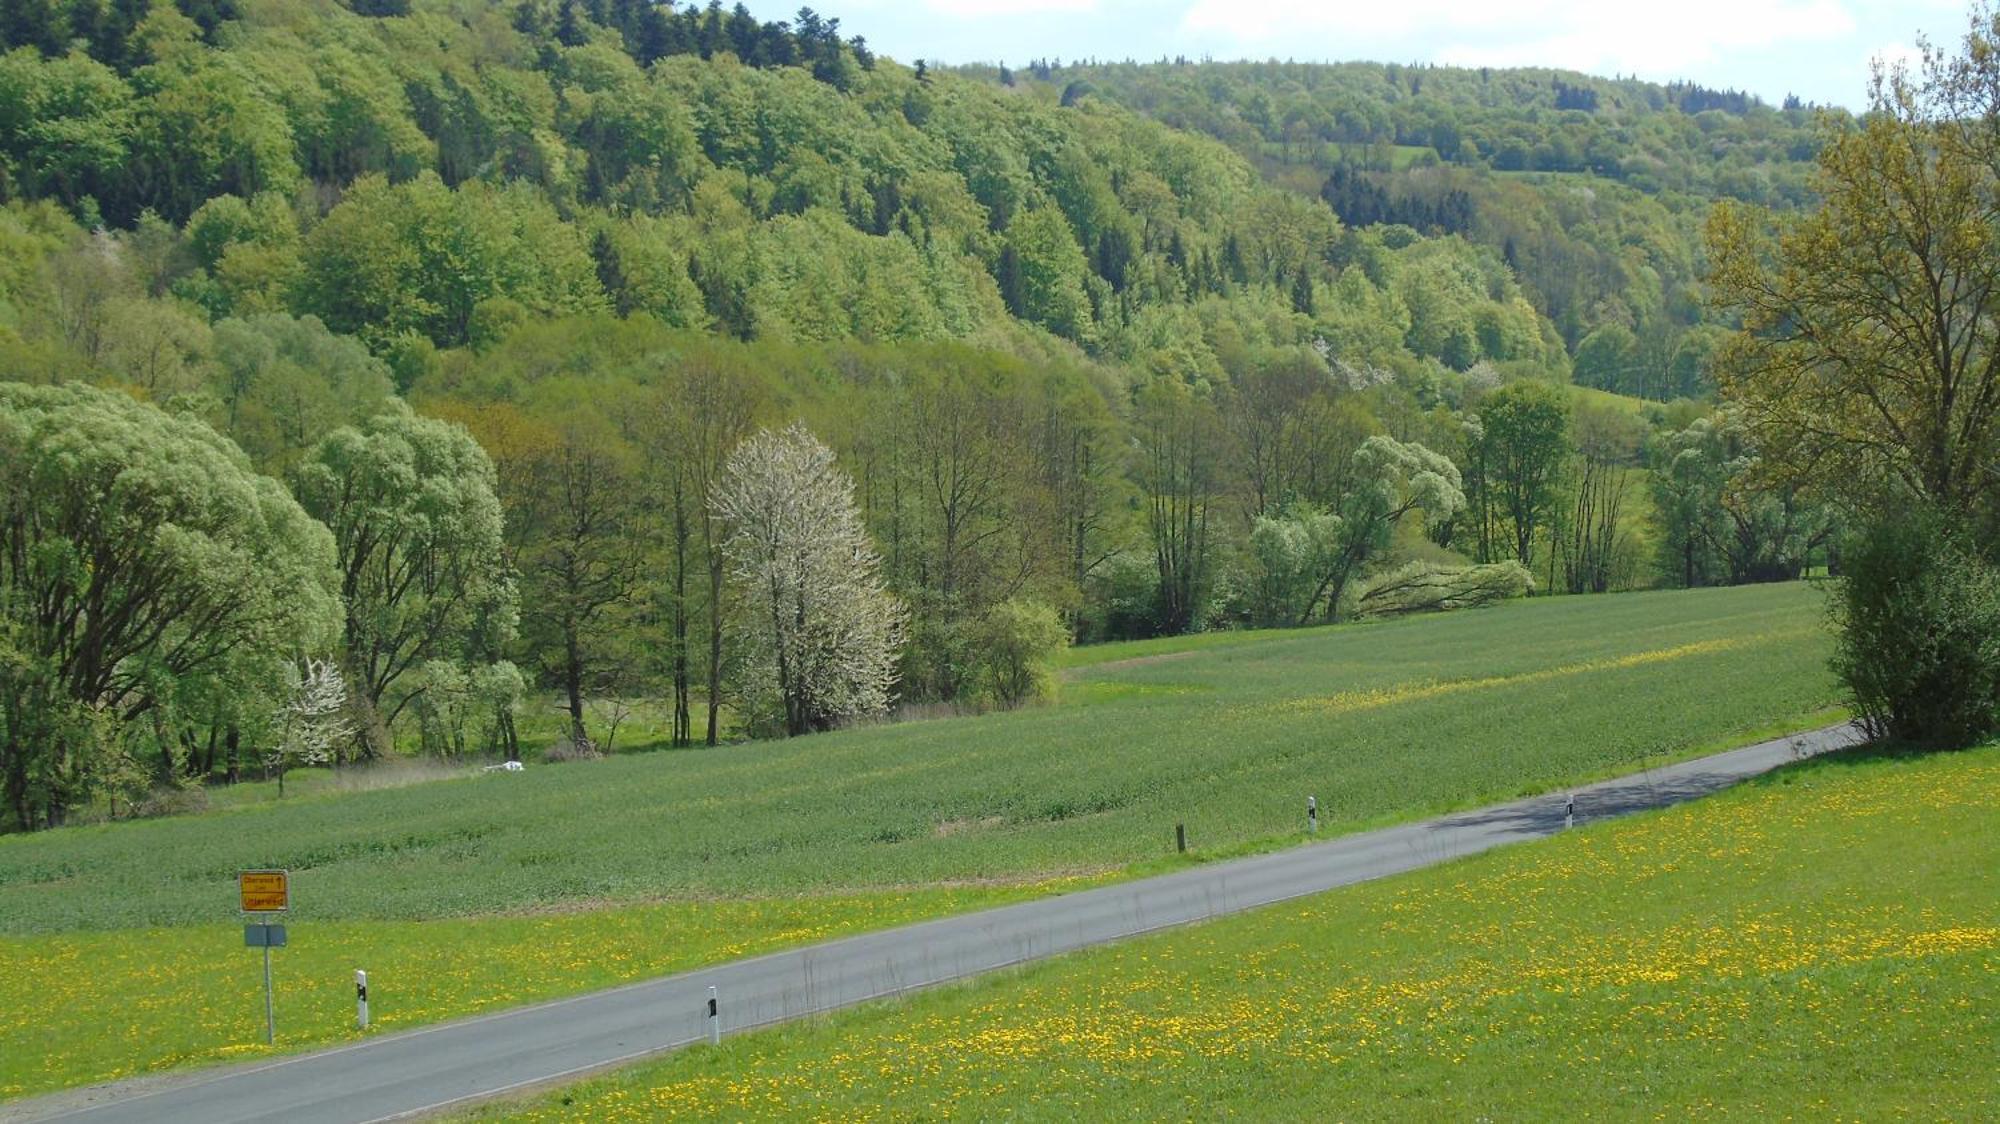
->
15, 722, 1865, 1124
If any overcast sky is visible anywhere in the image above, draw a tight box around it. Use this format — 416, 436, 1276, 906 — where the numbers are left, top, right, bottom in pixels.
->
766, 0, 1973, 109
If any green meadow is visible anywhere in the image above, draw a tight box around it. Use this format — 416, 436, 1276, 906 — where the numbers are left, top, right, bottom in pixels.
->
479, 742, 2000, 1121
0, 583, 1842, 1098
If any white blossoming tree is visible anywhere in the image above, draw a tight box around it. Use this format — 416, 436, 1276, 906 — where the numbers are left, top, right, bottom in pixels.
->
267, 658, 353, 795
713, 422, 906, 736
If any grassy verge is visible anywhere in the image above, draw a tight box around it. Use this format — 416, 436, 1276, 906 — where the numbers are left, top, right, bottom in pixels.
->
473, 743, 2000, 1121
0, 880, 1100, 1099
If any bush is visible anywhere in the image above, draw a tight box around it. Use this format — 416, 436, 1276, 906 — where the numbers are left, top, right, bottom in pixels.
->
1832, 509, 2000, 749
970, 599, 1069, 708
542, 736, 602, 764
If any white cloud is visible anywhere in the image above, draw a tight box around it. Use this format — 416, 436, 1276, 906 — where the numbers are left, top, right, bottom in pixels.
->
1181, 0, 1857, 78
921, 0, 1099, 14
1868, 40, 1925, 78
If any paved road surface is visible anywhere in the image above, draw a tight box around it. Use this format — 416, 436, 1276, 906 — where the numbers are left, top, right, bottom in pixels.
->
14, 723, 1864, 1124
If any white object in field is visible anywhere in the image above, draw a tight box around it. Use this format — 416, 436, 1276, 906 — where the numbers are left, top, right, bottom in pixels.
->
482, 761, 525, 773
706, 985, 720, 1045
356, 969, 369, 1030
1307, 795, 1318, 833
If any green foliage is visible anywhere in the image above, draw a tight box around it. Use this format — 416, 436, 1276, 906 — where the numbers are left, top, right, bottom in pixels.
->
290, 409, 516, 755
1006, 59, 1824, 399
1356, 560, 1533, 617
298, 174, 603, 349
209, 312, 395, 470
969, 599, 1068, 707
0, 1, 1893, 798
1647, 409, 1828, 588
1466, 380, 1570, 568
0, 382, 339, 830
412, 659, 525, 758
1001, 206, 1092, 341
1832, 507, 2000, 750
1243, 505, 1341, 626
1571, 322, 1637, 391
0, 47, 134, 210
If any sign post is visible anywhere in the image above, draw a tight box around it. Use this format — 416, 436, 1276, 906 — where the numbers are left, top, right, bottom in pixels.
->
239, 870, 289, 1045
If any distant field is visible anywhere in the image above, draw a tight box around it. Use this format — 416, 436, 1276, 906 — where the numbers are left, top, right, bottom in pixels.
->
1566, 382, 1659, 415
478, 742, 2000, 1121
1254, 141, 1437, 171
0, 583, 1842, 1098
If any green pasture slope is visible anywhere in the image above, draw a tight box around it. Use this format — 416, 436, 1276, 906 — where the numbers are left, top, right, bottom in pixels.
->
0, 583, 1843, 1098
481, 743, 2000, 1122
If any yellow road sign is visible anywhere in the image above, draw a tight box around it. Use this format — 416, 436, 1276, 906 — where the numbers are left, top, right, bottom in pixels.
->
239, 869, 289, 913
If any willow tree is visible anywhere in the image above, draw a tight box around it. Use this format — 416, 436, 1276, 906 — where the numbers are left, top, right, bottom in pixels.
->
291, 409, 515, 757
0, 383, 340, 830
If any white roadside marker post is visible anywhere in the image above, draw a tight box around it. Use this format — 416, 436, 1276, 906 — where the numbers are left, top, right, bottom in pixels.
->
1307, 795, 1318, 834
706, 985, 720, 1045
356, 969, 369, 1030
1564, 793, 1575, 830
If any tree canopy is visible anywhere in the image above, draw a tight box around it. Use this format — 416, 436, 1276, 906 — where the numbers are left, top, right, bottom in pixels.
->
0, 381, 339, 828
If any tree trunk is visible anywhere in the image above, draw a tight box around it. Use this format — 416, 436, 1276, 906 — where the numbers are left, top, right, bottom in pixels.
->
564, 625, 588, 749
672, 485, 692, 748
706, 551, 724, 746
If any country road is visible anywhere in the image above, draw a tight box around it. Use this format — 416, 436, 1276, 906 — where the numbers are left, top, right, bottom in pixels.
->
11, 722, 1866, 1124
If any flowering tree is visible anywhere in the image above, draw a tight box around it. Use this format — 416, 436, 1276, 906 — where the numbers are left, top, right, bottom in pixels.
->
267, 658, 352, 796
713, 422, 906, 736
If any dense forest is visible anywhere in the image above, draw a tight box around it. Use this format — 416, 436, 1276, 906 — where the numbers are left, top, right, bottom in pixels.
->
0, 0, 1849, 829
975, 58, 1835, 400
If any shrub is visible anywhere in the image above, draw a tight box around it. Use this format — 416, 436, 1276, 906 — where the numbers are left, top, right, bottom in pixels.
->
971, 599, 1069, 707
1831, 509, 2000, 749
542, 736, 602, 764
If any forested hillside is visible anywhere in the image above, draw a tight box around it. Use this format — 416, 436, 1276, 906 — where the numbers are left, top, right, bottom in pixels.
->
980, 59, 1836, 401
0, 0, 1841, 830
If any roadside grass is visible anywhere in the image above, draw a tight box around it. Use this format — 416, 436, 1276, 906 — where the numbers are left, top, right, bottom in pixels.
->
0, 583, 1842, 1099
474, 742, 2000, 1121
0, 880, 1101, 1100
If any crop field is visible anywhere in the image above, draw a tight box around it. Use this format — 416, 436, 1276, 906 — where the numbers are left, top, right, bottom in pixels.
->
477, 742, 2000, 1121
0, 583, 1842, 1098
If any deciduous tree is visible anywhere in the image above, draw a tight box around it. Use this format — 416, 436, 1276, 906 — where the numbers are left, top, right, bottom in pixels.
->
0, 383, 339, 829
291, 410, 516, 757
713, 422, 904, 736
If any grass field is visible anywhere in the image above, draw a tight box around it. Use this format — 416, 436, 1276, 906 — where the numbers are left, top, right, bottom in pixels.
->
1566, 383, 1663, 416
475, 742, 2000, 1121
0, 583, 1843, 1098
